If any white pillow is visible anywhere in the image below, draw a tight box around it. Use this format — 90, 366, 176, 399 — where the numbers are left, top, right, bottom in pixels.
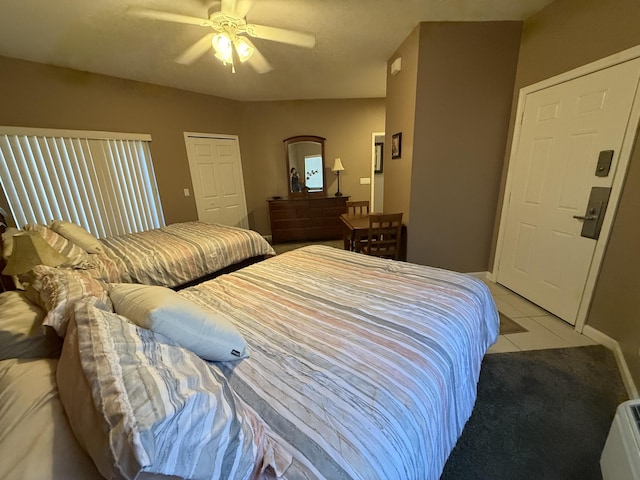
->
49, 220, 105, 254
109, 283, 249, 362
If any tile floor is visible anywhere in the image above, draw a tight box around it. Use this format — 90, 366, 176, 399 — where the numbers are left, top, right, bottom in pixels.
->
481, 278, 599, 354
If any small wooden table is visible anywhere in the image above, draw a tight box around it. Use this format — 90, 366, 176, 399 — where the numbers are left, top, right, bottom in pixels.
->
340, 212, 408, 259
340, 213, 371, 252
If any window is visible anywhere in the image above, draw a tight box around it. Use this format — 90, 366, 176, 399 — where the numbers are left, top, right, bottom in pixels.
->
0, 127, 164, 238
304, 155, 323, 191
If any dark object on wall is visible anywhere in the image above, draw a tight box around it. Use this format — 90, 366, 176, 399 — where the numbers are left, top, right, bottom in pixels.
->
391, 133, 402, 159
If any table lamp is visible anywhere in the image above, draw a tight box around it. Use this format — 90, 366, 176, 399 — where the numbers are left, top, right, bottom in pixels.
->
332, 157, 345, 197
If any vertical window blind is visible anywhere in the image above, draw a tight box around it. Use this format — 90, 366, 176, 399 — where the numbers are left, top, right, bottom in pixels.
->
0, 127, 165, 238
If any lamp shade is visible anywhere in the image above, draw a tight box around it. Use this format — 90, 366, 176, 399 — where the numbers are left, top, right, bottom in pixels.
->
332, 158, 345, 172
212, 34, 233, 64
233, 37, 255, 63
2, 233, 69, 275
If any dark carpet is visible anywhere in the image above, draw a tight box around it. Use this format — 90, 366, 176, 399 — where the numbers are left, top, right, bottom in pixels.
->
499, 312, 528, 334
441, 345, 628, 480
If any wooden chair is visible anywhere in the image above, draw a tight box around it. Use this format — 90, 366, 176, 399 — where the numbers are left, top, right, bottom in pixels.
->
344, 201, 371, 251
346, 200, 370, 215
362, 213, 403, 260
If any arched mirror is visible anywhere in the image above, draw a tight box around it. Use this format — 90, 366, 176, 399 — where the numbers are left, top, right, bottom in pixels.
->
284, 135, 326, 196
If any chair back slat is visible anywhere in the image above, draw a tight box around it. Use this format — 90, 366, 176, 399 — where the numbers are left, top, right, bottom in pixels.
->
364, 212, 403, 260
346, 201, 370, 215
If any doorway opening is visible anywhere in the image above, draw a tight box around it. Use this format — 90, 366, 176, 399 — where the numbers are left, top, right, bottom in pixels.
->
371, 131, 385, 212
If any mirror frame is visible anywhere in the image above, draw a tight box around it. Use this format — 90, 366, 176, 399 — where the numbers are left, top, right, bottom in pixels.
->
284, 135, 326, 197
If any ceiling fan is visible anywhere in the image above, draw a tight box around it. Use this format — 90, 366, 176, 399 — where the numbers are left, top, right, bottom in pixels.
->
128, 0, 316, 73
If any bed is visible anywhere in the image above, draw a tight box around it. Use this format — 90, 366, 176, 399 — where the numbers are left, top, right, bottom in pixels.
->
95, 221, 275, 287
0, 215, 275, 290
0, 245, 499, 480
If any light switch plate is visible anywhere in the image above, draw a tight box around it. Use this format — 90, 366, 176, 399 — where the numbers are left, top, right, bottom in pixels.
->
359, 177, 371, 185
183, 188, 190, 196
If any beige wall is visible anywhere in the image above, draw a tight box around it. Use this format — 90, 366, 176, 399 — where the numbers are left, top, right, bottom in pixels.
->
0, 56, 384, 235
0, 56, 241, 226
502, 0, 640, 386
407, 22, 521, 272
383, 27, 420, 223
238, 99, 385, 234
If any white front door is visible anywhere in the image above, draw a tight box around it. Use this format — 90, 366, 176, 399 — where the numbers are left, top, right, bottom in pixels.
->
497, 58, 640, 325
184, 133, 249, 228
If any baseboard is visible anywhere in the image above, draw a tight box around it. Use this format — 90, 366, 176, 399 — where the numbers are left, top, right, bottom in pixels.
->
583, 325, 639, 399
467, 271, 489, 279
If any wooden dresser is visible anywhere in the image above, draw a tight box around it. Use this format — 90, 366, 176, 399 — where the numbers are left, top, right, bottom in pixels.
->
268, 196, 348, 244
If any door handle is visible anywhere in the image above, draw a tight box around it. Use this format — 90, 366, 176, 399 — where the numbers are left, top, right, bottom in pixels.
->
573, 209, 598, 221
574, 187, 611, 240
573, 215, 597, 221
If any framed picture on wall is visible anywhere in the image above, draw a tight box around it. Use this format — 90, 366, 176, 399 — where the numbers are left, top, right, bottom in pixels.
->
391, 132, 402, 159
374, 142, 384, 173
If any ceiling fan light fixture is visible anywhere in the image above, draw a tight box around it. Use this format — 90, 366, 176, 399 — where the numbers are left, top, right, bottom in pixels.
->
234, 37, 254, 63
212, 33, 233, 64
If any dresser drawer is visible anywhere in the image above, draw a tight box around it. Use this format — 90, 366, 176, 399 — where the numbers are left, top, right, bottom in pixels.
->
268, 196, 348, 243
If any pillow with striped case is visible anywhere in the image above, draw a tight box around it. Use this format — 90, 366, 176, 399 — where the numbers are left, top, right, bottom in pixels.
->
27, 265, 112, 337
48, 220, 105, 254
22, 224, 95, 269
57, 299, 292, 480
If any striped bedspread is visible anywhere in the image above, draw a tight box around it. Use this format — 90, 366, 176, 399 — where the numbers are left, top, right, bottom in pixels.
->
96, 222, 275, 287
181, 245, 499, 480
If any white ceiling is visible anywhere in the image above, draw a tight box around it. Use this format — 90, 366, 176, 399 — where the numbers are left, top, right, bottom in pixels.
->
0, 0, 555, 101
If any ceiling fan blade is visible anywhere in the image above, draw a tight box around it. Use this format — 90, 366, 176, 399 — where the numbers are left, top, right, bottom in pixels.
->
235, 0, 253, 18
243, 38, 272, 73
128, 8, 210, 27
219, 0, 251, 17
220, 0, 236, 14
176, 33, 214, 65
246, 24, 315, 48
